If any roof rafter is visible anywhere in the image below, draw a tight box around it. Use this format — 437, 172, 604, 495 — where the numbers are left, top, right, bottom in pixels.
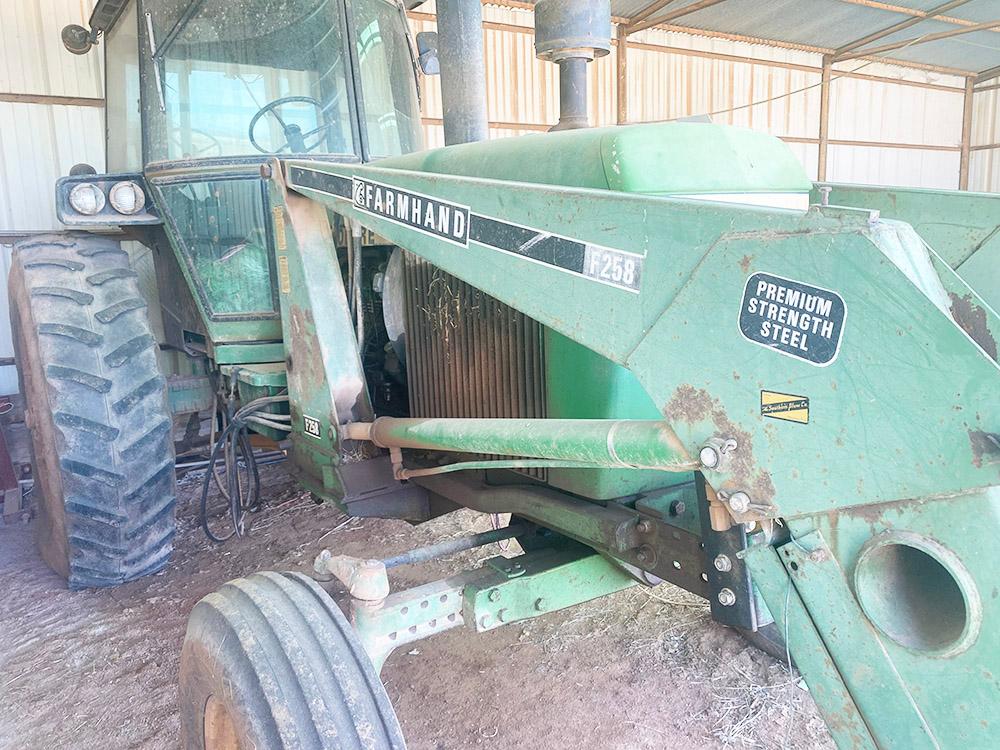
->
625, 0, 678, 29
834, 0, 974, 58
975, 64, 1000, 84
833, 0, 1000, 32
626, 0, 729, 36
835, 18, 1000, 62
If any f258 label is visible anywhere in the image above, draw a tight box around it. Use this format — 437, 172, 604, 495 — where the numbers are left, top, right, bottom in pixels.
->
583, 246, 642, 291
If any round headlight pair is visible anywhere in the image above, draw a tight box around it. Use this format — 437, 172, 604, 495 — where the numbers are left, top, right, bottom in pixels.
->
67, 181, 146, 216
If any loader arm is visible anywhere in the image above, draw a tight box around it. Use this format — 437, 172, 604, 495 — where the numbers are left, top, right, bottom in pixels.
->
278, 158, 1000, 520
263, 128, 1000, 749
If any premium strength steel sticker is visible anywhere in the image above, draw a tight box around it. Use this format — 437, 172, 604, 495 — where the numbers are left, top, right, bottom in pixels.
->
739, 271, 847, 366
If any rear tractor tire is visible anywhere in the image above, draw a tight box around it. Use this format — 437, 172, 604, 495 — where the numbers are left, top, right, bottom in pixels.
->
179, 571, 406, 750
9, 232, 176, 588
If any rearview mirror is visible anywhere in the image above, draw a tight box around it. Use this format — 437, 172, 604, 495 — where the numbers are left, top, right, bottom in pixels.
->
61, 24, 94, 55
415, 31, 440, 75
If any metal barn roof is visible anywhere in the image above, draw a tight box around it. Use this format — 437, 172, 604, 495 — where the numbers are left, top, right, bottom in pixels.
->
550, 0, 1000, 79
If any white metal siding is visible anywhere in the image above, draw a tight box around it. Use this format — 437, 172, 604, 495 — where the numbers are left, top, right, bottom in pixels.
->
411, 5, 972, 190
0, 0, 104, 232
971, 80, 1000, 193
0, 0, 102, 98
0, 0, 103, 394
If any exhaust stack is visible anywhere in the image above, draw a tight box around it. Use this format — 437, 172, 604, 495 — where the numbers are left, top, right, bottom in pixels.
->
534, 0, 612, 131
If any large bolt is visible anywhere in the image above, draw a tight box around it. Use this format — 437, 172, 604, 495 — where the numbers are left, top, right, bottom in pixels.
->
718, 588, 737, 607
727, 491, 751, 513
699, 445, 721, 469
713, 554, 732, 573
668, 500, 686, 517
488, 589, 501, 602
534, 598, 547, 612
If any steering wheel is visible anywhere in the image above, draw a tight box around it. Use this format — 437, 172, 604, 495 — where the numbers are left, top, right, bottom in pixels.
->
169, 127, 224, 159
249, 96, 332, 154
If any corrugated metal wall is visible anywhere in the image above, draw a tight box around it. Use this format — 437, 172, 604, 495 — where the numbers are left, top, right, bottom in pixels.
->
411, 3, 970, 189
0, 0, 103, 394
0, 0, 104, 231
971, 75, 1000, 193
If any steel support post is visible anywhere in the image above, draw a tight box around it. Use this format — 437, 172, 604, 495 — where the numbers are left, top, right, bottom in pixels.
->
960, 76, 975, 190
818, 55, 833, 182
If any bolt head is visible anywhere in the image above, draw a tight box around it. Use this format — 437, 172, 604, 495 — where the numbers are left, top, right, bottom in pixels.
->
488, 589, 501, 602
497, 608, 509, 623
718, 588, 737, 607
636, 519, 653, 534
713, 554, 732, 573
668, 500, 686, 517
479, 614, 492, 629
636, 545, 656, 565
699, 445, 720, 469
534, 598, 547, 612
728, 491, 751, 513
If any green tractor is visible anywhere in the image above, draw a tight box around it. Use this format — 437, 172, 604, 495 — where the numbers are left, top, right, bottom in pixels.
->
12, 0, 1000, 747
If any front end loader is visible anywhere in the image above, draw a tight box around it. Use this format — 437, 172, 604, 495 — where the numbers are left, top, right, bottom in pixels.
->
12, 0, 1000, 747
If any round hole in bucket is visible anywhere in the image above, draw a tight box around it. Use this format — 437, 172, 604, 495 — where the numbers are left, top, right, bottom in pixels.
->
854, 532, 980, 657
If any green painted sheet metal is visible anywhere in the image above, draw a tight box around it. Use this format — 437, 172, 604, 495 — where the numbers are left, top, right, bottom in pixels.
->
814, 182, 1000, 313
266, 175, 376, 503
777, 532, 937, 747
544, 329, 672, 498
382, 123, 812, 196
212, 342, 286, 365
743, 542, 877, 750
464, 549, 636, 632
220, 362, 288, 388
381, 122, 810, 502
784, 489, 1000, 748
285, 159, 1000, 521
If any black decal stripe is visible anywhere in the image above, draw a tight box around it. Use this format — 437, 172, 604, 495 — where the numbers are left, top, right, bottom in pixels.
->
288, 167, 353, 199
469, 216, 587, 274
287, 169, 641, 292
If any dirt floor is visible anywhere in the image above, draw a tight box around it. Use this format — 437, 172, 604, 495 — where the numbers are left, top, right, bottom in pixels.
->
0, 462, 835, 750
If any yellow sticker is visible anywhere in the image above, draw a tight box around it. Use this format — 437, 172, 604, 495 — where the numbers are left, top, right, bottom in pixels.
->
277, 255, 291, 294
761, 390, 809, 424
272, 206, 287, 250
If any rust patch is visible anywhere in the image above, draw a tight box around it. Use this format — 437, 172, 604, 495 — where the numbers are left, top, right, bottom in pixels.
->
949, 292, 998, 362
969, 430, 1000, 469
664, 385, 776, 506
739, 255, 753, 274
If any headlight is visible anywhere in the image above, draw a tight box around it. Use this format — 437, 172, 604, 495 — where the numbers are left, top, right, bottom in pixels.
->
108, 181, 146, 215
68, 183, 106, 215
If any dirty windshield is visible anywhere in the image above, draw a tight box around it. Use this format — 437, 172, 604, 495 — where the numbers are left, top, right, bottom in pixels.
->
155, 0, 355, 158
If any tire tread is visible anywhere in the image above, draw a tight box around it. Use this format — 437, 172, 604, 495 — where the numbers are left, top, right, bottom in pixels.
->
10, 232, 176, 589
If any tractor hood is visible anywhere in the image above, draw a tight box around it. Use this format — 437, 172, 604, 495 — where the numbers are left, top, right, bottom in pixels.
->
376, 122, 813, 210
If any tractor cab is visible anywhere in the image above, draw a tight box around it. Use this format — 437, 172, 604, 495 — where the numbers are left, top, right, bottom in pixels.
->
104, 0, 422, 166
57, 0, 425, 355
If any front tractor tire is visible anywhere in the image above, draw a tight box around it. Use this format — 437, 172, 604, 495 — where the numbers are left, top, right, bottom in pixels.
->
9, 233, 176, 589
180, 571, 406, 750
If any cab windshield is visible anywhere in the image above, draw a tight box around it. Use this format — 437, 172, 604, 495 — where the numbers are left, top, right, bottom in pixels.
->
147, 0, 421, 161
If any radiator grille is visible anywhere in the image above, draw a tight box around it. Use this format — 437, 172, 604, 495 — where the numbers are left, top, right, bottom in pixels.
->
402, 252, 547, 476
